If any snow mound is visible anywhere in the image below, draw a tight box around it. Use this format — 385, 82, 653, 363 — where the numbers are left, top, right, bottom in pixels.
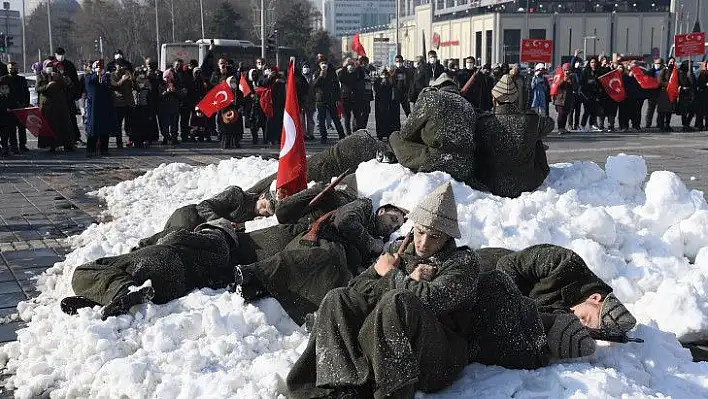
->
2, 154, 708, 398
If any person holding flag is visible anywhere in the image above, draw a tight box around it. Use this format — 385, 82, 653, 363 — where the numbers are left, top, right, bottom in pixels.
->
677, 60, 696, 132
657, 57, 677, 131
551, 63, 576, 134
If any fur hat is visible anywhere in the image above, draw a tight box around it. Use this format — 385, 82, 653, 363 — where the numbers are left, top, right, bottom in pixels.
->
408, 182, 460, 238
491, 74, 519, 104
599, 293, 637, 333
431, 72, 455, 88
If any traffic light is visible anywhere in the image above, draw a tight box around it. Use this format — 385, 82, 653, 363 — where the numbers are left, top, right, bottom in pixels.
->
0, 33, 5, 53
6, 36, 12, 48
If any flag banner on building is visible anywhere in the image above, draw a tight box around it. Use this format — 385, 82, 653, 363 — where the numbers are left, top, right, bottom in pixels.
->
276, 58, 307, 198
599, 69, 627, 103
631, 66, 659, 89
352, 34, 367, 56
11, 107, 55, 138
667, 67, 679, 103
196, 80, 234, 117
674, 32, 705, 57
520, 39, 553, 63
239, 74, 252, 98
549, 67, 563, 97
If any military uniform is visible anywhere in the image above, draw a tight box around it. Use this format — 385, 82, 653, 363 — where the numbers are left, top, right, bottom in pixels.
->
287, 182, 479, 399
389, 74, 483, 191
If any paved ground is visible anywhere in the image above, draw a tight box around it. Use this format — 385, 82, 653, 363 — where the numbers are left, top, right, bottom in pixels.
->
0, 114, 706, 392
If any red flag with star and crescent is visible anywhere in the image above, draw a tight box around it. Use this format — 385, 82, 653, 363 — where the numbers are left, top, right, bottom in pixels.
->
11, 107, 55, 138
196, 80, 234, 117
276, 58, 307, 198
667, 66, 679, 103
239, 73, 252, 98
599, 69, 627, 103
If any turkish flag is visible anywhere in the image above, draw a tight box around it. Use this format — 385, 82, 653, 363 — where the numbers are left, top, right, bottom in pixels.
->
276, 59, 307, 198
632, 66, 659, 89
196, 80, 234, 118
239, 73, 252, 98
667, 67, 679, 103
520, 39, 553, 63
599, 69, 627, 103
352, 34, 367, 57
674, 32, 705, 57
550, 67, 563, 97
11, 107, 55, 138
255, 86, 274, 119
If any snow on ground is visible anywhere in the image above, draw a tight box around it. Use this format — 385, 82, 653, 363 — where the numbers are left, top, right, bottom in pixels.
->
2, 154, 708, 398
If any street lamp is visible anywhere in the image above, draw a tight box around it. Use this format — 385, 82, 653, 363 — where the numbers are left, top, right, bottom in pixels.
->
155, 0, 160, 60
47, 0, 53, 54
199, 0, 205, 39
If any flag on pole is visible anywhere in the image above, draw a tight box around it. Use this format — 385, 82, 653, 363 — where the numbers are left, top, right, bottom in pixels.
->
666, 66, 679, 103
549, 67, 563, 97
276, 58, 307, 199
11, 107, 55, 138
352, 34, 367, 57
631, 66, 659, 89
239, 73, 252, 98
598, 69, 627, 103
196, 80, 234, 117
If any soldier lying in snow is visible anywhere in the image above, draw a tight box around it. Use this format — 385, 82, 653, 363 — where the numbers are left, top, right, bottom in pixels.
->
471, 244, 638, 368
60, 183, 359, 320
231, 198, 407, 325
287, 182, 480, 399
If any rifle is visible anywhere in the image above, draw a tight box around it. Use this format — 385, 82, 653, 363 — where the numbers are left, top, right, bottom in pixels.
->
588, 329, 644, 344
307, 168, 352, 207
393, 228, 414, 267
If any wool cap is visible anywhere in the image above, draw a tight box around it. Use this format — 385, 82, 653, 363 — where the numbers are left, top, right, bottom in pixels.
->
408, 182, 460, 239
491, 74, 519, 104
599, 293, 637, 333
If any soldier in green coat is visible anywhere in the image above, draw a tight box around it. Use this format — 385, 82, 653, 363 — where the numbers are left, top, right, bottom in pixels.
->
287, 182, 480, 399
232, 198, 406, 325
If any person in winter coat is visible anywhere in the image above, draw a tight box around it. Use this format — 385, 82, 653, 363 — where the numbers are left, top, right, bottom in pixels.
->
390, 73, 483, 190
619, 65, 644, 132
571, 59, 585, 130
232, 198, 406, 325
509, 63, 529, 111
106, 49, 134, 73
1, 62, 30, 153
55, 47, 83, 144
144, 58, 163, 141
110, 61, 136, 148
131, 71, 158, 147
530, 63, 551, 117
373, 68, 400, 140
354, 56, 375, 131
0, 77, 19, 155
696, 62, 708, 130
258, 66, 286, 146
84, 60, 116, 156
36, 60, 75, 152
473, 244, 637, 364
644, 58, 664, 128
217, 76, 247, 149
579, 58, 603, 132
456, 56, 477, 95
160, 68, 181, 144
296, 63, 316, 140
408, 56, 428, 104
61, 219, 240, 320
248, 58, 268, 144
426, 50, 445, 83
287, 182, 479, 399
474, 74, 554, 198
677, 60, 696, 132
656, 57, 677, 131
392, 55, 412, 116
597, 62, 618, 132
459, 63, 495, 112
189, 67, 211, 141
553, 63, 576, 134
337, 58, 360, 135
313, 55, 346, 144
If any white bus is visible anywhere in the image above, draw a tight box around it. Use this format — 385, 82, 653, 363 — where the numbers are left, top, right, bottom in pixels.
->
160, 39, 297, 72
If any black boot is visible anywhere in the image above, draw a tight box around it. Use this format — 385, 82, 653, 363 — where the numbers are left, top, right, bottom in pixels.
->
60, 296, 102, 315
232, 265, 268, 301
101, 286, 155, 320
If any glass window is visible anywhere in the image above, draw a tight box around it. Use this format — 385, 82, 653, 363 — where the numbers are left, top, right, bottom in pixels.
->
475, 31, 482, 62
503, 29, 521, 64
529, 29, 546, 40
486, 30, 492, 65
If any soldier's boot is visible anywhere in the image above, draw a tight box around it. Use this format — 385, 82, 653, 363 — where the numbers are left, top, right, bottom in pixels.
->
546, 314, 596, 360
60, 296, 102, 315
100, 285, 155, 320
232, 264, 268, 301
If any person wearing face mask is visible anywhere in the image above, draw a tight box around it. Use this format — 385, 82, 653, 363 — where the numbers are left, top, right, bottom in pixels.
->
445, 60, 459, 81
3, 62, 30, 152
392, 55, 412, 116
111, 61, 136, 148
408, 56, 428, 104
468, 64, 495, 112
36, 59, 75, 153
296, 62, 316, 140
214, 76, 246, 149
248, 57, 268, 144
579, 58, 603, 132
530, 63, 550, 117
656, 57, 676, 131
131, 70, 157, 148
373, 68, 399, 140
313, 55, 346, 144
354, 56, 375, 130
644, 58, 664, 129
677, 60, 696, 132
54, 47, 83, 145
571, 59, 585, 130
426, 50, 444, 83
337, 58, 360, 135
85, 60, 117, 156
457, 56, 479, 105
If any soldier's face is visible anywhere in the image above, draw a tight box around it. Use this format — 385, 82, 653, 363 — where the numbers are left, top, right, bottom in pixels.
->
375, 208, 405, 238
412, 224, 449, 258
570, 293, 603, 329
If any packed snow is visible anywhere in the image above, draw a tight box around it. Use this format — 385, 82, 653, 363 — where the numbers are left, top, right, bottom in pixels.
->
2, 154, 708, 398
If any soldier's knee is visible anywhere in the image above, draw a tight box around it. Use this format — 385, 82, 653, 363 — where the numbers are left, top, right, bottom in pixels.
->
321, 287, 351, 306
71, 262, 97, 294
379, 289, 423, 310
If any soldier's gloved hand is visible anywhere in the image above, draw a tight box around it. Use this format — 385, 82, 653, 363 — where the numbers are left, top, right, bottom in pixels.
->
370, 238, 384, 254
375, 253, 399, 277
410, 264, 437, 281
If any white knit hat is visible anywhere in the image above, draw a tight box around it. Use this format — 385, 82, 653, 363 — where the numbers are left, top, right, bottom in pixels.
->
408, 182, 460, 238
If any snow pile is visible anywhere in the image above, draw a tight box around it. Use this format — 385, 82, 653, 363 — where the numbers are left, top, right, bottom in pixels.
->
2, 154, 708, 398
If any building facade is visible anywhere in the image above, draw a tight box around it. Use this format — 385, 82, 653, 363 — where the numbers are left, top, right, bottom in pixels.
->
322, 0, 396, 37
0, 8, 22, 63
343, 2, 686, 67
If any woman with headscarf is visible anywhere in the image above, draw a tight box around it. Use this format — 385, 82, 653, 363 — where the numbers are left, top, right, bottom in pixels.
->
35, 59, 74, 152
84, 60, 116, 156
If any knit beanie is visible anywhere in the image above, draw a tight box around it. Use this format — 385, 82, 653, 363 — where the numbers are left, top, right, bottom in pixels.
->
491, 74, 519, 104
599, 293, 637, 333
546, 314, 596, 360
408, 182, 461, 238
